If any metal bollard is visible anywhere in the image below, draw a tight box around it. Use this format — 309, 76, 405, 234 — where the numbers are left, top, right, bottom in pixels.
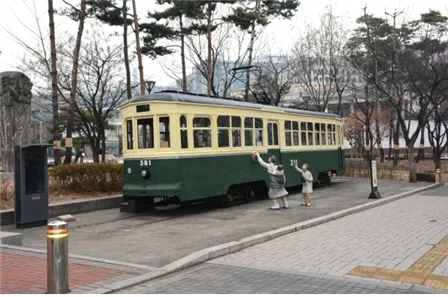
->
47, 220, 69, 294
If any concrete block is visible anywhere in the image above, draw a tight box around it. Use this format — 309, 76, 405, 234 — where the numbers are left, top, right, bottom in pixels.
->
0, 231, 22, 246
262, 226, 295, 240
84, 288, 111, 294
204, 242, 236, 260
102, 270, 167, 291
237, 233, 271, 250
162, 250, 209, 272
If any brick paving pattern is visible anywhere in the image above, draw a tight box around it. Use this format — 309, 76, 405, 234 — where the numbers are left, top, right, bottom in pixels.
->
211, 189, 448, 285
0, 249, 149, 294
115, 263, 431, 294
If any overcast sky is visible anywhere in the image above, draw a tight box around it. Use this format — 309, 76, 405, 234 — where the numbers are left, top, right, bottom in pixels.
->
1, 0, 447, 87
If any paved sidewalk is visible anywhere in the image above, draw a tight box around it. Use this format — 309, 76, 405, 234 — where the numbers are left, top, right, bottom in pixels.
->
114, 262, 435, 294
0, 248, 151, 294
211, 185, 448, 290
116, 185, 448, 293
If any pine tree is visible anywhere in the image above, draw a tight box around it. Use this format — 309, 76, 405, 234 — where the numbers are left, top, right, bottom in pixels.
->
146, 1, 207, 92
224, 0, 300, 101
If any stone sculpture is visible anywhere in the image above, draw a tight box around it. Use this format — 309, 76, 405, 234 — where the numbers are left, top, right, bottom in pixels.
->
0, 71, 33, 172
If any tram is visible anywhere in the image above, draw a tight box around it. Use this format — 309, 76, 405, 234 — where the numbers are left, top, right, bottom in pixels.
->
120, 91, 345, 209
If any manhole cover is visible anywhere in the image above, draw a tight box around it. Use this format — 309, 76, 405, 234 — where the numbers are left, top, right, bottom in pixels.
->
429, 220, 437, 222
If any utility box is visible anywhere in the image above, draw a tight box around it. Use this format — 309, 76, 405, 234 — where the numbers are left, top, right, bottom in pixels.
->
14, 144, 52, 229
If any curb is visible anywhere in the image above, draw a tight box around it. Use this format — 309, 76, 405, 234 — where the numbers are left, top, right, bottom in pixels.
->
0, 195, 123, 226
90, 182, 443, 294
0, 244, 155, 271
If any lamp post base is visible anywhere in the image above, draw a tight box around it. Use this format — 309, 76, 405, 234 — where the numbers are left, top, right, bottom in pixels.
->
368, 191, 382, 199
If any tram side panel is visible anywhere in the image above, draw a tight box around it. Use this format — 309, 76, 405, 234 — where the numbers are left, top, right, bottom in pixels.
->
281, 149, 341, 187
178, 153, 268, 202
122, 158, 182, 201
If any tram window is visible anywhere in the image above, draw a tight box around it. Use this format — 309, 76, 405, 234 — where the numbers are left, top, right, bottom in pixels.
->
307, 122, 314, 146
193, 117, 212, 148
245, 130, 253, 146
159, 117, 170, 148
327, 124, 333, 145
285, 121, 292, 146
332, 125, 336, 145
137, 118, 154, 149
244, 117, 254, 146
321, 123, 326, 145
292, 121, 299, 146
244, 117, 263, 146
301, 122, 307, 146
218, 130, 230, 147
255, 118, 263, 146
180, 115, 188, 149
267, 123, 278, 146
218, 116, 230, 148
232, 116, 241, 147
218, 116, 230, 127
315, 123, 321, 145
292, 121, 299, 130
126, 120, 133, 150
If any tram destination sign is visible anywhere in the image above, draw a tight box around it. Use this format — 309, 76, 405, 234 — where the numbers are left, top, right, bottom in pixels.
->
136, 104, 150, 112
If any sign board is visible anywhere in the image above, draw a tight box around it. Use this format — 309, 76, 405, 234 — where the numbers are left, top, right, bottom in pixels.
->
371, 160, 378, 188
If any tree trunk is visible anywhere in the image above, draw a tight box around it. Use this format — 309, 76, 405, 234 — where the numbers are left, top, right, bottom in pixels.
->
101, 134, 106, 163
434, 149, 441, 171
416, 127, 425, 162
242, 0, 260, 101
206, 3, 212, 96
375, 116, 384, 162
123, 0, 132, 99
92, 146, 100, 163
132, 0, 145, 96
64, 0, 87, 165
408, 145, 417, 182
48, 0, 61, 166
336, 92, 343, 117
393, 112, 400, 165
179, 16, 187, 92
388, 115, 393, 160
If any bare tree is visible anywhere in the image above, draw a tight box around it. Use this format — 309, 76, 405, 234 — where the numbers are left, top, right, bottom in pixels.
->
131, 0, 145, 95
254, 46, 293, 106
347, 9, 448, 181
48, 0, 61, 165
185, 23, 253, 97
62, 0, 87, 164
292, 7, 350, 113
57, 26, 127, 162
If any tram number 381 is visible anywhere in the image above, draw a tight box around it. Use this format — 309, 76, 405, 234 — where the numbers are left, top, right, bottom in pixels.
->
140, 160, 152, 166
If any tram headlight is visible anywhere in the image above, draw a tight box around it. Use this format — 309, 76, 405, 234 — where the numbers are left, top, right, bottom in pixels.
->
141, 168, 150, 179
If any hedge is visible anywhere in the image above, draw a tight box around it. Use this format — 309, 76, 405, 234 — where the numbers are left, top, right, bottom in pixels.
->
50, 163, 124, 193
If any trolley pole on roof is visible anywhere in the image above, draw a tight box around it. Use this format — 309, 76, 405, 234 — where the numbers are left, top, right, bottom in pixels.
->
229, 65, 271, 104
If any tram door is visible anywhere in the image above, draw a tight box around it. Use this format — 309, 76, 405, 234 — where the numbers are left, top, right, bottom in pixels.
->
337, 126, 344, 172
267, 121, 281, 165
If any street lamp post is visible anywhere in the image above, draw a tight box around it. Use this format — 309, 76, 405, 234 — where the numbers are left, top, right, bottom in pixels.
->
144, 80, 156, 94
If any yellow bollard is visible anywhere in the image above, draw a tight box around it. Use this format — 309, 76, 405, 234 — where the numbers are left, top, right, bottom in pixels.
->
435, 169, 441, 184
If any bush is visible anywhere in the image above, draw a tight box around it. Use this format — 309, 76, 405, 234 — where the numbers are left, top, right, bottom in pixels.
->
0, 180, 14, 209
50, 163, 124, 193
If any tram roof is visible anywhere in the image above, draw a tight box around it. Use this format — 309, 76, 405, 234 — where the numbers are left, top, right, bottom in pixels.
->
122, 90, 341, 119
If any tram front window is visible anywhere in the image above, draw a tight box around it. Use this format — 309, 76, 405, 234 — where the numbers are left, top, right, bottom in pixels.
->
138, 118, 154, 149
159, 117, 170, 148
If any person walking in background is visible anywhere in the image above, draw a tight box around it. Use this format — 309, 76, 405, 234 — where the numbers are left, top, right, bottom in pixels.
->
253, 152, 289, 210
293, 161, 313, 207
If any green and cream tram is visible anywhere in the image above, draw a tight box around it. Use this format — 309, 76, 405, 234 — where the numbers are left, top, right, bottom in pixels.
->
120, 91, 345, 209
